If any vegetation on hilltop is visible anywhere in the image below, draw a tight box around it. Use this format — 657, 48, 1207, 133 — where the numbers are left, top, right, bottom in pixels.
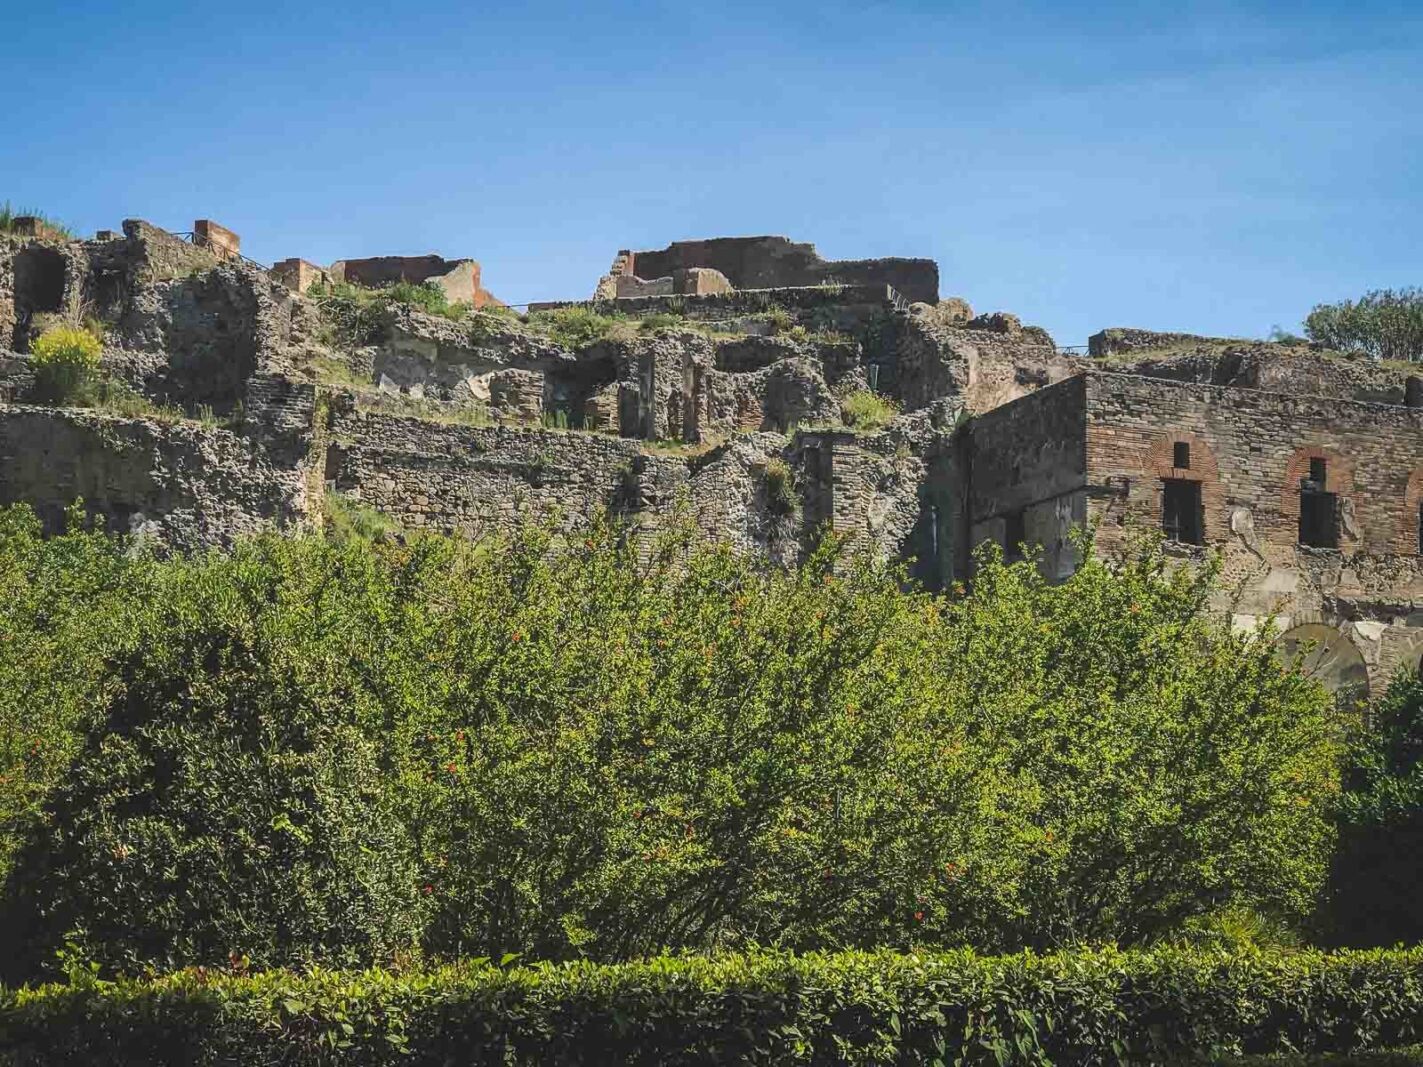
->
1306, 288, 1423, 362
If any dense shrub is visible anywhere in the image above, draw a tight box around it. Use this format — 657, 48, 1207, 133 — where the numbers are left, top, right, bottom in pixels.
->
2, 946, 1421, 1066
29, 326, 102, 403
840, 389, 900, 431
525, 305, 627, 348
0, 510, 1341, 980
1304, 288, 1423, 362
1326, 670, 1423, 946
0, 506, 148, 886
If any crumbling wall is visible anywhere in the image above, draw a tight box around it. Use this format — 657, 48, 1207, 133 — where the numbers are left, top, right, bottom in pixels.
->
968, 376, 1088, 579
0, 237, 89, 353
891, 308, 1077, 414
330, 255, 499, 308
1083, 372, 1423, 690
614, 236, 939, 305
0, 403, 317, 549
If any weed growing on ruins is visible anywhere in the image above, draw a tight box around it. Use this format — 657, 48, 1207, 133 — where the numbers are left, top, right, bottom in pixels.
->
384, 280, 469, 321
28, 326, 101, 404
0, 201, 75, 240
540, 409, 572, 430
840, 388, 900, 431
759, 456, 797, 515
637, 312, 687, 333
324, 492, 403, 543
525, 306, 628, 348
761, 305, 795, 335
359, 391, 493, 428
0, 511, 1342, 978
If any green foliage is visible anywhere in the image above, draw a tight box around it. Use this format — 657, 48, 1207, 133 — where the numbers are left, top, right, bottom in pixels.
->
28, 327, 102, 404
1326, 669, 1423, 946
761, 305, 795, 335
1304, 289, 1423, 362
384, 281, 468, 321
307, 280, 469, 351
323, 492, 403, 543
3, 946, 1422, 1065
759, 457, 796, 515
0, 506, 151, 888
840, 388, 900, 431
525, 306, 627, 349
637, 311, 686, 333
0, 514, 1340, 980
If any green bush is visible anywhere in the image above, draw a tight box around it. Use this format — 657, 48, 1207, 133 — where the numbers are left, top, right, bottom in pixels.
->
840, 389, 900, 431
0, 506, 149, 889
0, 511, 1340, 979
2, 946, 1421, 1065
29, 327, 102, 404
384, 280, 467, 321
0, 536, 428, 980
759, 457, 796, 514
525, 306, 626, 348
1304, 289, 1423, 362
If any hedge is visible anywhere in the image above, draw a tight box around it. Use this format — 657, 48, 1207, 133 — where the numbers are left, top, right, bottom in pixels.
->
2, 946, 1422, 1065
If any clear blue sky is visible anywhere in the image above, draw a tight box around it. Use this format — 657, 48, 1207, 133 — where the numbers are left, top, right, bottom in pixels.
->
6, 1, 1420, 345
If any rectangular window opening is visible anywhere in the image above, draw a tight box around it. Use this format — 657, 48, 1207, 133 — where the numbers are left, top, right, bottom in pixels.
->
1173, 441, 1191, 470
1161, 479, 1204, 545
1299, 489, 1338, 548
1004, 509, 1026, 561
1308, 457, 1327, 486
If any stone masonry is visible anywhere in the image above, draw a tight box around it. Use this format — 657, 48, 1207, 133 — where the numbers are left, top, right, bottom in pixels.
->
0, 214, 1419, 699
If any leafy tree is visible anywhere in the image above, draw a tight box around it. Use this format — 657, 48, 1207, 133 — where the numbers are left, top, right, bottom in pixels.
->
1304, 288, 1423, 362
0, 512, 1343, 979
1325, 669, 1423, 946
0, 505, 147, 886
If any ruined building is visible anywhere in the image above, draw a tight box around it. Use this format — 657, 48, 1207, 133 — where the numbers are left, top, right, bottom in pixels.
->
1, 216, 1419, 702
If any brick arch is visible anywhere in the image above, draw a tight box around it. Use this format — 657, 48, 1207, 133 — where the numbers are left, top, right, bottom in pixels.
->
1278, 446, 1356, 547
1146, 432, 1223, 543
1398, 468, 1423, 555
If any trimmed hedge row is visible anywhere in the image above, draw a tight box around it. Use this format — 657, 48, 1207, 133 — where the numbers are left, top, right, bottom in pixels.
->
2, 947, 1422, 1065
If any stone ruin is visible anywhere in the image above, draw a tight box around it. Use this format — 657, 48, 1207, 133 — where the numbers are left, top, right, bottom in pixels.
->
2, 216, 1422, 700
593, 235, 940, 305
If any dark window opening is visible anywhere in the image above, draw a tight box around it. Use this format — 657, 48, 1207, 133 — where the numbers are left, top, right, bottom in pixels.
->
1308, 457, 1327, 487
1173, 441, 1191, 469
11, 246, 67, 352
1299, 488, 1338, 548
1004, 509, 1026, 561
1161, 479, 1203, 545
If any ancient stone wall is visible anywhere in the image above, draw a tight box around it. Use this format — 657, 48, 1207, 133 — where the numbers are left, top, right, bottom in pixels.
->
615, 236, 939, 305
0, 403, 317, 549
1088, 327, 1235, 357
967, 376, 1087, 579
330, 255, 498, 308
1082, 372, 1423, 690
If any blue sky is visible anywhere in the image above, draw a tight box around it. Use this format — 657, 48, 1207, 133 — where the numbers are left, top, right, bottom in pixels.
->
5, 0, 1420, 345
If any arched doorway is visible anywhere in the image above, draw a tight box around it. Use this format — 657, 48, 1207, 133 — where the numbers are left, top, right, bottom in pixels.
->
1276, 623, 1370, 709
